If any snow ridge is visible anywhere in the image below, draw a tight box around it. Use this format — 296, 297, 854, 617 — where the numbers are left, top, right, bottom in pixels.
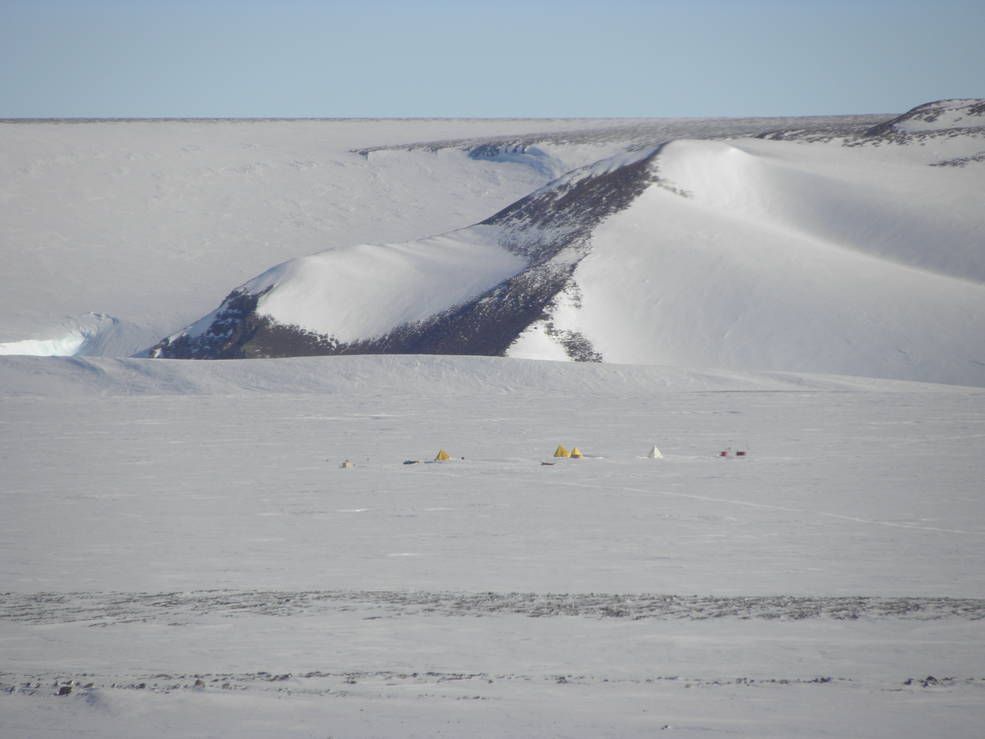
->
148, 148, 662, 361
142, 102, 985, 385
864, 98, 985, 138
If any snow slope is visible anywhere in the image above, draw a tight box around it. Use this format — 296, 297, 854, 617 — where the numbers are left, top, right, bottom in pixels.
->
864, 98, 985, 137
2, 354, 984, 737
153, 101, 985, 386
0, 118, 606, 354
2, 113, 884, 358
531, 135, 985, 385
5, 104, 985, 738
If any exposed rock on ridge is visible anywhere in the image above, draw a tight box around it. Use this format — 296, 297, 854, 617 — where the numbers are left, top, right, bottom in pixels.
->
148, 149, 661, 360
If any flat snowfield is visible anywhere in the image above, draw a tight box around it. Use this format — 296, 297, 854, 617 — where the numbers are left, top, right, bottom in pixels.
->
2, 355, 984, 737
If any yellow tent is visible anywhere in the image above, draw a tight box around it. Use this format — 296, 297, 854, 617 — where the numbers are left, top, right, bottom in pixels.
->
434, 449, 451, 462
553, 444, 570, 458
570, 447, 583, 458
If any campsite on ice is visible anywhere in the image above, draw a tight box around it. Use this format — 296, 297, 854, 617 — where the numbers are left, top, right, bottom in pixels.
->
2, 352, 984, 737
2, 101, 985, 737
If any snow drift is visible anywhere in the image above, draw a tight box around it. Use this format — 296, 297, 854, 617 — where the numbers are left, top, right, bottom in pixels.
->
0, 313, 148, 358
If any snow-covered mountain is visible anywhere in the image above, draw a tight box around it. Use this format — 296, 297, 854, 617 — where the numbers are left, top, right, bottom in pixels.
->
149, 101, 985, 387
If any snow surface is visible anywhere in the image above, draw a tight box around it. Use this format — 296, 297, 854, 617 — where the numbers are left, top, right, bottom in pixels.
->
248, 229, 524, 341
4, 108, 985, 737
0, 119, 593, 353
143, 110, 985, 385
1, 114, 887, 357
0, 313, 145, 358
519, 135, 985, 386
889, 98, 985, 133
2, 355, 984, 737
0, 333, 84, 357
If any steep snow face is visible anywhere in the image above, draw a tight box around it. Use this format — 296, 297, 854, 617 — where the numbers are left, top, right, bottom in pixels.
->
654, 138, 985, 282
532, 134, 985, 386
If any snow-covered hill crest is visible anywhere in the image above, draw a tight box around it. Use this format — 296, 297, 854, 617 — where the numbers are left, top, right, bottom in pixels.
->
864, 98, 985, 137
857, 99, 985, 167
148, 101, 985, 386
148, 147, 662, 361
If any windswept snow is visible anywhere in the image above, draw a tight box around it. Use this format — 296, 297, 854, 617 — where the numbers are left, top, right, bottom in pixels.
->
0, 118, 591, 352
142, 103, 985, 386
2, 354, 984, 737
0, 312, 149, 358
4, 104, 985, 737
3, 112, 892, 359
655, 138, 985, 282
867, 98, 985, 135
538, 137, 985, 385
247, 229, 524, 342
0, 333, 85, 357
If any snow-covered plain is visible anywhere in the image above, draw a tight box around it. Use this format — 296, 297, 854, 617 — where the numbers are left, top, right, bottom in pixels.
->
2, 355, 984, 737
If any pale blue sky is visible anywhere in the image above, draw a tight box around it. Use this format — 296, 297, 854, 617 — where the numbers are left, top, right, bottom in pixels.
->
1, 0, 982, 118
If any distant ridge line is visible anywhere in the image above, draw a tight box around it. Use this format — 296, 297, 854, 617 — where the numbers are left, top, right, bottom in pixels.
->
0, 113, 894, 125
0, 116, 640, 124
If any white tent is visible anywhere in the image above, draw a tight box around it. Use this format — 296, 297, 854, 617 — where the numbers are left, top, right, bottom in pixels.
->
647, 446, 663, 459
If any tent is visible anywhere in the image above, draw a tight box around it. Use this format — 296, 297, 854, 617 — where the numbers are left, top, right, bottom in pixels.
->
434, 449, 451, 462
647, 446, 663, 459
553, 444, 570, 458
570, 447, 583, 458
